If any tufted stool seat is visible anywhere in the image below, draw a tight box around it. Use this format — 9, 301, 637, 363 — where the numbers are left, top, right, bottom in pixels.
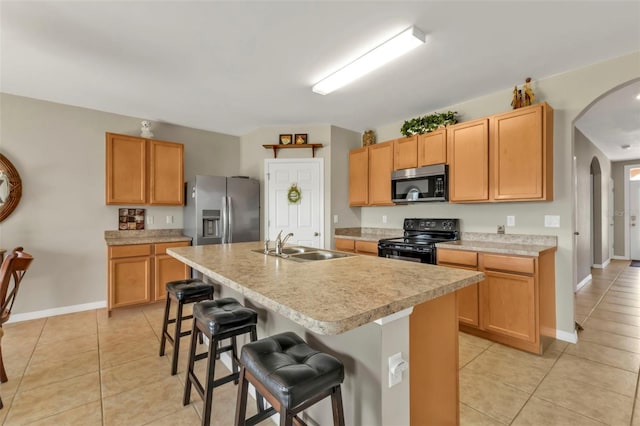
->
235, 331, 345, 426
184, 298, 259, 426
159, 278, 215, 375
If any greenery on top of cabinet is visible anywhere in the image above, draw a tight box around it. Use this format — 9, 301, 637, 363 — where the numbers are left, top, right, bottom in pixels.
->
401, 111, 457, 136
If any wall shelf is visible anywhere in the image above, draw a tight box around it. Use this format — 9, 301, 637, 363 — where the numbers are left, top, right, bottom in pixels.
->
263, 144, 324, 158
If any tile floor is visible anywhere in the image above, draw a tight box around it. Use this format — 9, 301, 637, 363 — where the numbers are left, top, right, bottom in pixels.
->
0, 259, 637, 425
459, 259, 640, 425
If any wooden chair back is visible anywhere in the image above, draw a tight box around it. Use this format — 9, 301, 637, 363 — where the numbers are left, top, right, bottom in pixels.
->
0, 247, 34, 325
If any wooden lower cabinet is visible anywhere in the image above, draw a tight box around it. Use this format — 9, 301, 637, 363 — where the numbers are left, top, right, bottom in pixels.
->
153, 242, 191, 302
108, 241, 190, 314
482, 270, 536, 342
438, 248, 555, 354
334, 238, 378, 256
355, 240, 378, 256
334, 238, 355, 252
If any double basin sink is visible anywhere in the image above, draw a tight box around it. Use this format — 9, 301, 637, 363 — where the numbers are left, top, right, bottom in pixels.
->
256, 246, 353, 262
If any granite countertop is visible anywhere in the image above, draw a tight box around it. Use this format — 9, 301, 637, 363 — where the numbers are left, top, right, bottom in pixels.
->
334, 227, 403, 242
436, 232, 557, 257
105, 229, 191, 246
168, 242, 483, 336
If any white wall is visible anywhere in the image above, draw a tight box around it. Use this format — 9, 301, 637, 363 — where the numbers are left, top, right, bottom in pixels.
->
366, 51, 640, 339
239, 125, 335, 246
574, 129, 611, 280
0, 93, 241, 314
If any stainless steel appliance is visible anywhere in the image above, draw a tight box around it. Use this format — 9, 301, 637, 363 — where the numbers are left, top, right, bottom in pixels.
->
378, 218, 459, 264
391, 164, 448, 203
184, 175, 260, 245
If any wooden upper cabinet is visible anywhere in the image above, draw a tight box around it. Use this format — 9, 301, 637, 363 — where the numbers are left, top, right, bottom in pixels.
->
394, 136, 417, 170
349, 147, 369, 206
106, 133, 184, 205
491, 103, 553, 201
418, 129, 447, 166
106, 134, 147, 204
149, 140, 184, 205
368, 141, 394, 205
447, 119, 489, 202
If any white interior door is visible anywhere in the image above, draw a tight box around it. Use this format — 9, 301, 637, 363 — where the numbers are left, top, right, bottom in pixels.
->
265, 158, 324, 248
630, 179, 640, 260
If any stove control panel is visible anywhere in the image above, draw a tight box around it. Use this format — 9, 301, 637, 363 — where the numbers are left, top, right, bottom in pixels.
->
403, 218, 459, 232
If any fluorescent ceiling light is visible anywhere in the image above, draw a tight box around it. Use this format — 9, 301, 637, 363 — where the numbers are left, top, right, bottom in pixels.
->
312, 26, 426, 95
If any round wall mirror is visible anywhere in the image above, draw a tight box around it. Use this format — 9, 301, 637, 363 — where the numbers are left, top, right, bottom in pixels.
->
0, 154, 22, 222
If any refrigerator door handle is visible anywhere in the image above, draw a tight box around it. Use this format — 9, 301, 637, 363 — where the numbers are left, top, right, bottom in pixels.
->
227, 196, 233, 243
221, 196, 228, 243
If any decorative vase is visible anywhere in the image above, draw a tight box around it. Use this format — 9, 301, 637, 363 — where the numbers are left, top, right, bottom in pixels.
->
362, 130, 376, 146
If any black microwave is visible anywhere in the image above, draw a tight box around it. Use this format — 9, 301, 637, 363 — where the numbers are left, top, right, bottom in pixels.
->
391, 164, 448, 203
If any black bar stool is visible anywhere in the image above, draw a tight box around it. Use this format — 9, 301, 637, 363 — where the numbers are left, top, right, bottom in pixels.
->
184, 297, 259, 426
159, 278, 215, 375
235, 331, 345, 426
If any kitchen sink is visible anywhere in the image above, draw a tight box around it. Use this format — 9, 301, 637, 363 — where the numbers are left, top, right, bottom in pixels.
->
288, 250, 352, 261
280, 246, 313, 255
253, 247, 353, 262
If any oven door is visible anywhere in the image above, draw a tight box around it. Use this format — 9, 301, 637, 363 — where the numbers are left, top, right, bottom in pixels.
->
378, 246, 435, 264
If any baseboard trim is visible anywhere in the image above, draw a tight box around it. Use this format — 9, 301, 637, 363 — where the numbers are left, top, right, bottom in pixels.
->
557, 329, 578, 344
6, 301, 107, 324
575, 274, 592, 292
592, 259, 611, 269
612, 255, 629, 260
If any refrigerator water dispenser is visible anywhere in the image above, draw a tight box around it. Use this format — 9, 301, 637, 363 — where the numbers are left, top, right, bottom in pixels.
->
202, 210, 221, 238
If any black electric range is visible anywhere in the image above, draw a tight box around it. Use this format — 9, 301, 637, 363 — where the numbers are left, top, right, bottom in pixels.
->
378, 218, 460, 264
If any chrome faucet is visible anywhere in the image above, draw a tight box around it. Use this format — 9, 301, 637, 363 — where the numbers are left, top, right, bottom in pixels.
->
275, 231, 294, 255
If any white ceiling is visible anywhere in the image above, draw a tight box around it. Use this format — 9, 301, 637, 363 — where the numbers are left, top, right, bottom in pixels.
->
1, 1, 639, 159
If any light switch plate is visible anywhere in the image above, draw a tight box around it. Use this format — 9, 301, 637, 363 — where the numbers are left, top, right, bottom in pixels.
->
333, 215, 338, 224
147, 215, 154, 225
544, 215, 560, 227
506, 216, 515, 227
382, 215, 388, 224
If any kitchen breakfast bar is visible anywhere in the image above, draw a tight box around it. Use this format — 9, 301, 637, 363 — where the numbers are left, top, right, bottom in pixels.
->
168, 242, 484, 425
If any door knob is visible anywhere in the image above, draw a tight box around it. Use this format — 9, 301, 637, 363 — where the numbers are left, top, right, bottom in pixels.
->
314, 232, 319, 236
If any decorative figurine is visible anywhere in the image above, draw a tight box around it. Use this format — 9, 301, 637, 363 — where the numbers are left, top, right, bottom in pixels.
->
362, 130, 376, 146
141, 120, 154, 138
523, 77, 535, 106
511, 78, 535, 109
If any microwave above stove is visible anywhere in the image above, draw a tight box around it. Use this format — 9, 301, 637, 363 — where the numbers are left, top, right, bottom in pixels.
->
391, 164, 448, 203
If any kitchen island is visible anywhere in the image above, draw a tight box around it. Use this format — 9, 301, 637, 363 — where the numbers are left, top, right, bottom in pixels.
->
168, 242, 483, 425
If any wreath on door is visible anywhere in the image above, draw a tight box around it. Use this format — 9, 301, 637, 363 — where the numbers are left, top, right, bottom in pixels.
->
287, 183, 301, 204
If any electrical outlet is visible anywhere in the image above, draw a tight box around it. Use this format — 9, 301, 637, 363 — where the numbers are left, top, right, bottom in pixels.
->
166, 215, 173, 224
506, 216, 515, 227
382, 215, 388, 224
388, 352, 408, 388
146, 215, 154, 225
333, 215, 338, 224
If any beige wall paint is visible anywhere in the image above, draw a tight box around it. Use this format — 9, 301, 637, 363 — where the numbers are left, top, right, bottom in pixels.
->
239, 125, 334, 246
367, 51, 640, 338
574, 129, 611, 283
0, 93, 240, 314
613, 160, 640, 257
329, 126, 362, 242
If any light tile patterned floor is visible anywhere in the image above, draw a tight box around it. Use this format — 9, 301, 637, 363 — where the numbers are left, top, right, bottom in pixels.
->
460, 259, 640, 425
0, 260, 637, 425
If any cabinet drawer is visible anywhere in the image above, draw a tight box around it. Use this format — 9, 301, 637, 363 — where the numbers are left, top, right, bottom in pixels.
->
437, 249, 477, 267
483, 254, 534, 275
109, 244, 152, 259
355, 240, 379, 256
154, 241, 190, 255
335, 238, 355, 252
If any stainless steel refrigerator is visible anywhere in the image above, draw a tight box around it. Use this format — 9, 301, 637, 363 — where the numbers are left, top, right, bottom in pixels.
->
184, 175, 260, 245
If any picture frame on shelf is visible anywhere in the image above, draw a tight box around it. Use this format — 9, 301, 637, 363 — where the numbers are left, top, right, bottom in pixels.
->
279, 134, 293, 145
294, 133, 308, 145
